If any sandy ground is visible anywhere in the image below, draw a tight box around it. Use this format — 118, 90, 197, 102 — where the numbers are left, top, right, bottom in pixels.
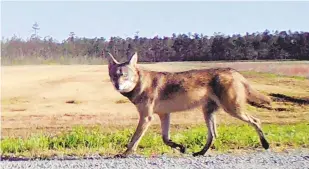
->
1, 61, 309, 137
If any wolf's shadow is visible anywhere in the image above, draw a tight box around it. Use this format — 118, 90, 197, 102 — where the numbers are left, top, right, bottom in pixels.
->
269, 93, 309, 105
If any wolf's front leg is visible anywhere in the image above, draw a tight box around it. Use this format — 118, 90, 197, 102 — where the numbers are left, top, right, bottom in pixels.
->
114, 107, 154, 158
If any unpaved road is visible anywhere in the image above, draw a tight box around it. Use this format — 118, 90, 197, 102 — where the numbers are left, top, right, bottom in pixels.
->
1, 150, 309, 169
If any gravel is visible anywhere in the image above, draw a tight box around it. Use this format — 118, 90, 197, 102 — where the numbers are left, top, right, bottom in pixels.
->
1, 150, 309, 169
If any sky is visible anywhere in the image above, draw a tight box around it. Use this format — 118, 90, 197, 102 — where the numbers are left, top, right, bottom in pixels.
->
1, 1, 309, 41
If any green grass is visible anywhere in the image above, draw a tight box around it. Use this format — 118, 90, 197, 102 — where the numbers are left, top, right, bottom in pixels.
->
240, 71, 308, 81
1, 123, 309, 159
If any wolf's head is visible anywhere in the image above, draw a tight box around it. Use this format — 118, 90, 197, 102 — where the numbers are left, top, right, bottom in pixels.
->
107, 52, 139, 93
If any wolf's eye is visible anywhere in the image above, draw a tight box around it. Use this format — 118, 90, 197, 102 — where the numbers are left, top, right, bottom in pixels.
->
122, 73, 128, 77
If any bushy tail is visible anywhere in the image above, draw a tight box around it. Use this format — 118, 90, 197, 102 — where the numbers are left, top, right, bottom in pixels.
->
242, 82, 272, 108
233, 71, 272, 107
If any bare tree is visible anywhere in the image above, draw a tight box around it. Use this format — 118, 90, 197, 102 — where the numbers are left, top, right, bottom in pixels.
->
31, 22, 40, 39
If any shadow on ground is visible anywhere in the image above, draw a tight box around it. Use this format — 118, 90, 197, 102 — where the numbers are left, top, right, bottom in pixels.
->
269, 93, 309, 105
249, 93, 308, 112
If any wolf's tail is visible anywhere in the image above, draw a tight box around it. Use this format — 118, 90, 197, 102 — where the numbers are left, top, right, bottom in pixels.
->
242, 81, 272, 108
233, 71, 272, 108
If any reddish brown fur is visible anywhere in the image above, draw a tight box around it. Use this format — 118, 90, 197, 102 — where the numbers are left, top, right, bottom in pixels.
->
107, 52, 271, 158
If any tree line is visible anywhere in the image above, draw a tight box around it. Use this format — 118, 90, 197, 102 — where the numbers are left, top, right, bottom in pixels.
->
1, 29, 309, 63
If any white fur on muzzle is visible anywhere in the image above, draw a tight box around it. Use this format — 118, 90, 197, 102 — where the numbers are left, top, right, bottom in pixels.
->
118, 80, 134, 92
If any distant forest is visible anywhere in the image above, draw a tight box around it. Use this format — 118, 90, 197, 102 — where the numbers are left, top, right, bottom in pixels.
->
2, 28, 309, 63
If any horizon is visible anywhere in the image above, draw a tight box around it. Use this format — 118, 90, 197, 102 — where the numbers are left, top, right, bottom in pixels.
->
2, 1, 309, 42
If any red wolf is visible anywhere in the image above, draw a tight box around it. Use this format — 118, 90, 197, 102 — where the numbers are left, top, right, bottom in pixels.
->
107, 52, 271, 158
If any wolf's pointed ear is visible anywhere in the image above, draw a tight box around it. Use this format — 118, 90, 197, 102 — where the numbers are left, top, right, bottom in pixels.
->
129, 52, 138, 67
107, 52, 120, 65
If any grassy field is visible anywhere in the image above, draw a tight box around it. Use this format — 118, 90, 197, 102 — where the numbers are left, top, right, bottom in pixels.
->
1, 61, 309, 158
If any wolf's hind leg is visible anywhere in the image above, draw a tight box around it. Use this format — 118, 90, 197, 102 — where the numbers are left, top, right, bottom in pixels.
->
158, 113, 186, 153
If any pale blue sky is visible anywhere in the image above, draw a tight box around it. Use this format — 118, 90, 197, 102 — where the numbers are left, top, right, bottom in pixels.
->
1, 1, 309, 41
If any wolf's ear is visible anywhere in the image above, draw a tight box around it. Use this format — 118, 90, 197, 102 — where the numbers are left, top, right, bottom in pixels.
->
107, 52, 120, 65
129, 52, 138, 67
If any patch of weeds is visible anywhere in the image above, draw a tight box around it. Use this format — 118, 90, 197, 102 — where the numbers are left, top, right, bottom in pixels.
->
1, 97, 29, 105
115, 99, 129, 104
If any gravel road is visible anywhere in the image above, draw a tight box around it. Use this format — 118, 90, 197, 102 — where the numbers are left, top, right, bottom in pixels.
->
1, 150, 309, 169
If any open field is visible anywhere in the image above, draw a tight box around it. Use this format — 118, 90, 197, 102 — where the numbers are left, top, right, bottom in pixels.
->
1, 61, 309, 158
2, 61, 309, 136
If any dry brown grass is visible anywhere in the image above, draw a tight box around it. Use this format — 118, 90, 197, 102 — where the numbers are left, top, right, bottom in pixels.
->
1, 61, 309, 138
